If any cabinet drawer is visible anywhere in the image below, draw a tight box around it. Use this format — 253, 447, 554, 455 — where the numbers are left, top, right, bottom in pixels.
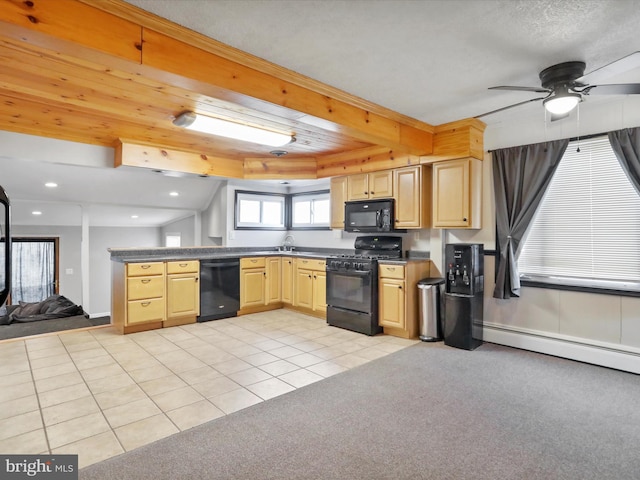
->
379, 264, 405, 279
127, 276, 164, 301
297, 258, 326, 271
167, 260, 199, 274
127, 262, 164, 277
241, 257, 266, 269
127, 298, 165, 324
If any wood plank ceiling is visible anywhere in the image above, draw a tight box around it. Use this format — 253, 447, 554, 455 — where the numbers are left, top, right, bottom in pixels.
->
0, 0, 484, 180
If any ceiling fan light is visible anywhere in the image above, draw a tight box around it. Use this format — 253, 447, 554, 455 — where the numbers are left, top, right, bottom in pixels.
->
173, 111, 295, 147
543, 93, 581, 115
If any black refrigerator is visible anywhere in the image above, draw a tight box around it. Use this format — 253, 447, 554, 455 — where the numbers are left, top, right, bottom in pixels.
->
443, 243, 483, 350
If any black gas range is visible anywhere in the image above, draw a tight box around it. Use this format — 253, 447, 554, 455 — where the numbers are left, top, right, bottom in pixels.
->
326, 236, 402, 335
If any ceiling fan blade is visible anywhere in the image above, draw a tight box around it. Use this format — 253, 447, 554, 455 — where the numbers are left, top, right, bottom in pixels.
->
578, 51, 640, 84
488, 86, 551, 93
475, 96, 548, 119
581, 83, 640, 95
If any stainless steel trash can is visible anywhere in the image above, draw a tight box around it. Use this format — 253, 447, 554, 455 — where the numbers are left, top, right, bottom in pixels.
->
417, 278, 445, 342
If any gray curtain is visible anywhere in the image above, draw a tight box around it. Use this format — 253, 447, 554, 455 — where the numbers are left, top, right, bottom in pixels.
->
608, 127, 640, 195
492, 139, 569, 299
11, 241, 55, 303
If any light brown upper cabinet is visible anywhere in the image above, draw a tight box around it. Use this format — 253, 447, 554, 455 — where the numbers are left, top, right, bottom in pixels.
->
393, 165, 431, 229
432, 157, 482, 229
347, 171, 393, 201
330, 176, 348, 229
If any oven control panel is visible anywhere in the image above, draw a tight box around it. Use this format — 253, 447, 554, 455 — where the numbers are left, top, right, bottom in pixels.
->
327, 258, 373, 272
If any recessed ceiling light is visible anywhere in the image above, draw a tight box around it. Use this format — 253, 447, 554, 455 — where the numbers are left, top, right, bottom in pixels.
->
45, 182, 58, 188
32, 211, 42, 215
131, 215, 139, 219
169, 191, 179, 197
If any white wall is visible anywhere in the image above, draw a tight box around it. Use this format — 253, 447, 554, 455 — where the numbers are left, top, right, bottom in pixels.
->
89, 226, 162, 316
463, 96, 640, 373
204, 180, 435, 253
10, 225, 83, 305
161, 215, 196, 247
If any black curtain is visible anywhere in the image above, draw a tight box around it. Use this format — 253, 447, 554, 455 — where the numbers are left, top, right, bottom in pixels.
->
492, 139, 568, 299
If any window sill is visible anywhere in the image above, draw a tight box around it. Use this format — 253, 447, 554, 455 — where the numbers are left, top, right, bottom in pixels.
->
521, 278, 640, 298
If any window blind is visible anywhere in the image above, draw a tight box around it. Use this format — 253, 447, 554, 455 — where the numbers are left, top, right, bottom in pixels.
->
518, 136, 640, 289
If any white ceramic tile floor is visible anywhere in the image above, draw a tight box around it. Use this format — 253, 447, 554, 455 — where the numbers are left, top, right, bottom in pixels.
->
0, 309, 418, 469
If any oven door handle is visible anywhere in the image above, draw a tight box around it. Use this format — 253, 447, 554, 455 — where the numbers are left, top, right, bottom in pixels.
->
327, 269, 372, 277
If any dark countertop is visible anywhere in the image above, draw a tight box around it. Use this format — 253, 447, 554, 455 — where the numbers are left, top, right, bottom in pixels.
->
108, 246, 353, 263
109, 246, 431, 264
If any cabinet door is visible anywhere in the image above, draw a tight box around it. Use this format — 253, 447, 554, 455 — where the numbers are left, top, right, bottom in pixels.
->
281, 257, 293, 304
433, 158, 469, 227
369, 170, 393, 198
330, 176, 348, 229
241, 268, 266, 308
313, 270, 327, 314
347, 174, 369, 200
266, 257, 281, 304
167, 274, 200, 318
394, 166, 423, 228
433, 158, 482, 228
295, 268, 313, 309
379, 278, 405, 329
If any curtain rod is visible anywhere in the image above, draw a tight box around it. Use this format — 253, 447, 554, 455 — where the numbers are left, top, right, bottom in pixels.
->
486, 130, 611, 153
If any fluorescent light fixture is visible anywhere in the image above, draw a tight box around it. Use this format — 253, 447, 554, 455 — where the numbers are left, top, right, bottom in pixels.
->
543, 90, 581, 115
173, 111, 295, 147
131, 215, 139, 219
45, 182, 58, 188
169, 191, 179, 197
32, 211, 42, 215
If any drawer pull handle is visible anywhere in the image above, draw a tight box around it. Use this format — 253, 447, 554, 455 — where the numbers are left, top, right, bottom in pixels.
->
141, 302, 151, 307
387, 267, 396, 271
251, 259, 258, 263
141, 265, 151, 269
179, 263, 188, 267
141, 279, 151, 284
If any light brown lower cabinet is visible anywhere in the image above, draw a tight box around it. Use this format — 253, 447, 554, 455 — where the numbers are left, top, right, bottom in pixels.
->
112, 260, 200, 334
281, 256, 294, 304
378, 260, 432, 339
239, 256, 283, 315
291, 257, 326, 319
165, 260, 200, 327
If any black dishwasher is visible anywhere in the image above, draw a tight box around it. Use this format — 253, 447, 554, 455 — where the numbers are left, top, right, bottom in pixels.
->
198, 258, 240, 322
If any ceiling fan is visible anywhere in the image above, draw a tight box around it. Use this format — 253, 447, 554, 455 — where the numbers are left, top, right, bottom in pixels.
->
477, 52, 640, 120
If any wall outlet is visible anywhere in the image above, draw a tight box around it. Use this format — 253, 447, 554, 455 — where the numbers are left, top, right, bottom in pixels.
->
228, 230, 235, 240
65, 268, 73, 275
333, 229, 342, 239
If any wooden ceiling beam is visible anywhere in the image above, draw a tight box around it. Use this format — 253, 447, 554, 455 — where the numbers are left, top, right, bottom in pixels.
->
115, 140, 244, 179
0, 0, 434, 156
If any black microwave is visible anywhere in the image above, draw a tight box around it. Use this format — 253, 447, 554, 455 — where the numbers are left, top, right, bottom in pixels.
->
345, 199, 402, 233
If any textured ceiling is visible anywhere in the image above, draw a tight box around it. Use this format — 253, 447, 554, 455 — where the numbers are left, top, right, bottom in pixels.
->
4, 0, 640, 228
125, 0, 640, 125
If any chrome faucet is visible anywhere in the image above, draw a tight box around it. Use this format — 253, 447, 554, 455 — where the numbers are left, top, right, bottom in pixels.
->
282, 234, 295, 252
